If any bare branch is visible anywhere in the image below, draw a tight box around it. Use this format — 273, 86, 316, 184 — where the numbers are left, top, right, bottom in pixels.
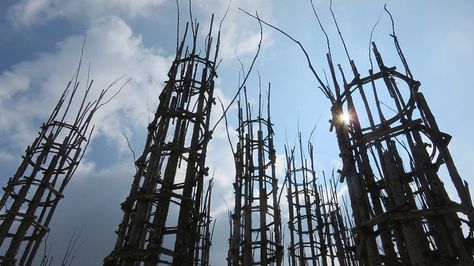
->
329, 0, 351, 64
240, 8, 335, 103
96, 76, 130, 110
214, 0, 232, 65
368, 6, 384, 70
218, 97, 235, 155
175, 0, 180, 54
310, 0, 332, 56
122, 133, 138, 171
211, 10, 264, 132
384, 5, 413, 78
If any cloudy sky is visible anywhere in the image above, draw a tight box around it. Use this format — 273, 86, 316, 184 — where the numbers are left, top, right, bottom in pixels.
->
1, 0, 473, 265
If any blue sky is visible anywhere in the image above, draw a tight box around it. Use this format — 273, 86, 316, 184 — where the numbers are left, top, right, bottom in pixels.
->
0, 0, 473, 265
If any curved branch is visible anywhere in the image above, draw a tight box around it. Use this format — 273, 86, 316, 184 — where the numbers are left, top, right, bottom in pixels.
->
97, 76, 130, 110
214, 0, 232, 65
123, 132, 138, 171
240, 8, 335, 103
384, 5, 412, 78
310, 0, 331, 56
211, 10, 264, 132
329, 0, 351, 64
218, 97, 235, 155
368, 5, 384, 70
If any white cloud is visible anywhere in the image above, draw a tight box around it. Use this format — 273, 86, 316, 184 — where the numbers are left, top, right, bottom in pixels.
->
40, 160, 135, 266
275, 152, 287, 179
0, 15, 170, 153
0, 71, 30, 99
7, 0, 166, 27
0, 8, 266, 262
0, 151, 16, 163
74, 159, 97, 178
1, 1, 281, 265
184, 0, 275, 60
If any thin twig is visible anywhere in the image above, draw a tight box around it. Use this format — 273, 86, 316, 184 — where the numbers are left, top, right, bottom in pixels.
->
379, 100, 397, 113
310, 0, 331, 56
219, 192, 231, 216
240, 8, 335, 103
368, 5, 384, 70
329, 0, 351, 63
211, 11, 264, 132
384, 5, 413, 78
122, 133, 138, 171
96, 76, 130, 110
218, 97, 235, 155
188, 0, 195, 36
175, 0, 180, 54
308, 115, 321, 152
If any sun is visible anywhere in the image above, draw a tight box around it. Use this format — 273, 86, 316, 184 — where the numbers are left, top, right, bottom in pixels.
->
340, 111, 351, 125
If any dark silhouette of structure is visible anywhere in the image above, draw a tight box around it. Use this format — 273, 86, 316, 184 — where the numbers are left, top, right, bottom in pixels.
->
227, 87, 283, 266
242, 5, 474, 265
2, 2, 473, 266
285, 135, 356, 266
194, 179, 215, 266
328, 40, 474, 265
0, 66, 120, 265
104, 16, 220, 265
244, 6, 474, 265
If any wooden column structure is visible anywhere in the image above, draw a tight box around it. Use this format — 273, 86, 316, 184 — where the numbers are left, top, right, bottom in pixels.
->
327, 40, 474, 265
241, 7, 474, 264
243, 8, 474, 262
0, 70, 114, 265
194, 179, 215, 266
104, 16, 220, 266
285, 136, 319, 266
285, 135, 356, 266
228, 87, 283, 265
